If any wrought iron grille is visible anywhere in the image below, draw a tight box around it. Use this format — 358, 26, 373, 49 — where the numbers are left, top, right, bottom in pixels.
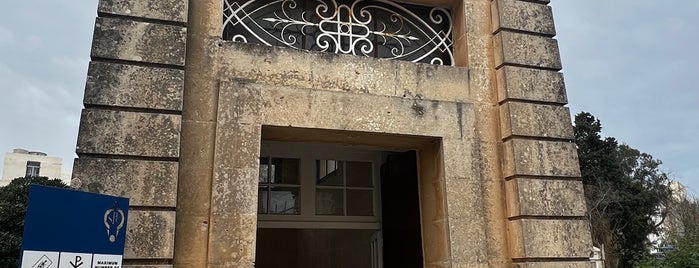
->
223, 0, 454, 65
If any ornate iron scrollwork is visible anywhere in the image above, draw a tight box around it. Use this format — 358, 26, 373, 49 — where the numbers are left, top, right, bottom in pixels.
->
223, 0, 454, 65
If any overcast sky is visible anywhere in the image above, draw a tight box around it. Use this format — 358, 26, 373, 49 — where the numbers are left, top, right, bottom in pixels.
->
0, 1, 696, 195
551, 1, 699, 196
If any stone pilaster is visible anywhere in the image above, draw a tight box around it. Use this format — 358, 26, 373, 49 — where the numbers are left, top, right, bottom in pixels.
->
491, 0, 593, 266
71, 1, 187, 267
173, 0, 223, 267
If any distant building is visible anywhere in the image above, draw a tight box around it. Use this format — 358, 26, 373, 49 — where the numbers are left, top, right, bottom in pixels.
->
0, 148, 71, 186
649, 181, 687, 253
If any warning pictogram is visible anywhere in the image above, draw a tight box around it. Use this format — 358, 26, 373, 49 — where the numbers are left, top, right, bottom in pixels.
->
32, 255, 52, 268
21, 250, 59, 268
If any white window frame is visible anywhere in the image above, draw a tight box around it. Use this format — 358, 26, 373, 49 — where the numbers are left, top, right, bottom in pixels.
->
258, 141, 383, 230
25, 161, 41, 177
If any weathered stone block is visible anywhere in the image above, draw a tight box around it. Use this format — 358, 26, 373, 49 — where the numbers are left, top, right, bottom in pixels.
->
514, 262, 591, 268
98, 0, 188, 23
509, 219, 591, 258
218, 43, 314, 89
84, 61, 184, 111
125, 211, 176, 259
411, 63, 471, 103
207, 214, 257, 266
218, 81, 471, 140
72, 157, 178, 207
505, 177, 586, 218
122, 264, 172, 268
218, 42, 471, 103
309, 50, 398, 95
424, 263, 450, 268
494, 31, 561, 70
91, 17, 186, 66
76, 109, 181, 158
500, 102, 573, 139
502, 139, 581, 178
211, 167, 259, 216
497, 66, 567, 104
492, 0, 556, 36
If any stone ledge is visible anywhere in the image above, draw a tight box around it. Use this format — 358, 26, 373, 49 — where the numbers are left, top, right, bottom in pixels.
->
84, 61, 184, 111
98, 0, 188, 23
72, 157, 178, 207
76, 109, 181, 158
123, 265, 172, 268
494, 31, 561, 70
509, 219, 592, 258
217, 80, 473, 140
91, 17, 186, 66
505, 177, 587, 218
513, 262, 591, 268
497, 66, 567, 104
502, 139, 581, 178
125, 211, 176, 259
217, 42, 471, 103
492, 0, 556, 36
500, 102, 573, 139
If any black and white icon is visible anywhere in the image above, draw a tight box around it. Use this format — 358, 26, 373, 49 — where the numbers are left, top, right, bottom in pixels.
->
32, 255, 52, 268
57, 252, 92, 268
21, 251, 59, 268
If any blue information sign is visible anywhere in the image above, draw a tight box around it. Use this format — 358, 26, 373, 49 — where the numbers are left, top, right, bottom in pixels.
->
19, 185, 129, 268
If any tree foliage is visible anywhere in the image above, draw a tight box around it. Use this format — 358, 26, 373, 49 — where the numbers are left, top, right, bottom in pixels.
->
666, 195, 699, 241
0, 177, 69, 267
573, 112, 672, 267
638, 196, 699, 267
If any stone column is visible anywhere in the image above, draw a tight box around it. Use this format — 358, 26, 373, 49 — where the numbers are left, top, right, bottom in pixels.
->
173, 0, 224, 267
491, 0, 593, 267
71, 0, 188, 267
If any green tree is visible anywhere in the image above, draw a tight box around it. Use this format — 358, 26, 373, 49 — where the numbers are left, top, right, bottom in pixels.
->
636, 232, 699, 268
573, 112, 672, 267
0, 177, 69, 267
640, 195, 699, 268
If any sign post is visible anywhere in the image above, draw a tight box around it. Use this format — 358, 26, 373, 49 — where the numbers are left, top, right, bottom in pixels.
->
19, 185, 129, 268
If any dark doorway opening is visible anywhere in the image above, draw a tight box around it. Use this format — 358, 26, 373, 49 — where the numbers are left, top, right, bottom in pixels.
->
254, 142, 424, 268
380, 151, 424, 268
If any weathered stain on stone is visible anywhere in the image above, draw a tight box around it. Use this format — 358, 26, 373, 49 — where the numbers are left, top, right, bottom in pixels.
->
124, 211, 176, 259
84, 61, 184, 111
497, 65, 567, 104
493, 0, 556, 36
98, 0, 188, 23
412, 100, 426, 116
72, 157, 178, 207
509, 219, 592, 258
506, 177, 587, 217
500, 102, 574, 139
502, 139, 581, 178
218, 41, 472, 103
494, 31, 562, 70
91, 17, 186, 66
76, 109, 181, 157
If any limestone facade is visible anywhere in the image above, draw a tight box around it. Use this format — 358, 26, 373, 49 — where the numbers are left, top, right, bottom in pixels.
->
71, 0, 593, 267
1, 149, 70, 186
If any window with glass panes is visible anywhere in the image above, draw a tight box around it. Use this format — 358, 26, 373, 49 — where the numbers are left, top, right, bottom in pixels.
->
316, 160, 374, 216
257, 142, 381, 226
25, 161, 40, 177
258, 157, 301, 215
